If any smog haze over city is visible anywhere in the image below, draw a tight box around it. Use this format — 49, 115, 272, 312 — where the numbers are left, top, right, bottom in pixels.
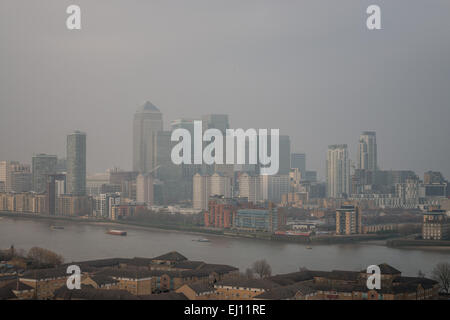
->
1, 0, 450, 178
0, 0, 450, 306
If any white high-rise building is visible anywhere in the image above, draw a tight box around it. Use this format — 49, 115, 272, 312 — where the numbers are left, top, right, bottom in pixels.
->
238, 173, 262, 204
357, 131, 377, 171
210, 173, 232, 198
193, 173, 232, 210
193, 173, 211, 210
326, 145, 350, 198
133, 101, 163, 173
136, 173, 154, 205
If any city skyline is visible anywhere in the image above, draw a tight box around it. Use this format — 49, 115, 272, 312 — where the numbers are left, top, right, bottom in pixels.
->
1, 1, 450, 305
0, 102, 448, 182
1, 1, 450, 178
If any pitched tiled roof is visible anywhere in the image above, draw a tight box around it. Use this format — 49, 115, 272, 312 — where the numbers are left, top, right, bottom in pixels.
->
360, 263, 401, 275
378, 263, 402, 275
268, 271, 316, 286
96, 268, 155, 280
173, 261, 206, 270
127, 257, 154, 267
393, 276, 438, 289
21, 267, 68, 280
152, 251, 187, 262
200, 263, 239, 275
139, 292, 188, 300
328, 270, 360, 281
65, 258, 130, 269
89, 275, 119, 286
186, 281, 215, 295
255, 282, 316, 300
54, 285, 139, 300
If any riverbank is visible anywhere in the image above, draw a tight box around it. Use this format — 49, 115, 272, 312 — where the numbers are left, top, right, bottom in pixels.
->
2, 213, 449, 277
387, 238, 450, 249
0, 211, 410, 246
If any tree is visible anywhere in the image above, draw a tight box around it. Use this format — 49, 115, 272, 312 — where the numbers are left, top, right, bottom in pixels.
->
431, 262, 450, 294
27, 247, 64, 267
252, 259, 272, 279
245, 268, 254, 279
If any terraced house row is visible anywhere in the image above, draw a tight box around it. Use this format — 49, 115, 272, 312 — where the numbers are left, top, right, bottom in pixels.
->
177, 264, 440, 300
0, 252, 441, 300
1, 251, 239, 299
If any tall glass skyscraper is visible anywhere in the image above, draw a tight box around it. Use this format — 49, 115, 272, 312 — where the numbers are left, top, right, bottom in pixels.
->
67, 131, 86, 196
133, 101, 163, 173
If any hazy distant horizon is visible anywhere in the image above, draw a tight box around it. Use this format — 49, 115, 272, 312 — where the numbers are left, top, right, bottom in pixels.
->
1, 1, 449, 180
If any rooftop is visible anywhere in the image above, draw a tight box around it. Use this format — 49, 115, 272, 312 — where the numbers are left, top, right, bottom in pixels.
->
136, 101, 160, 113
151, 251, 187, 262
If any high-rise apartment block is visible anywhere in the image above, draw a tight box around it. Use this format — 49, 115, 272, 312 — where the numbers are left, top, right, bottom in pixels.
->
238, 173, 262, 204
210, 173, 232, 198
336, 204, 362, 235
357, 131, 377, 171
193, 173, 211, 211
193, 173, 232, 210
326, 144, 350, 198
136, 173, 154, 205
67, 131, 86, 196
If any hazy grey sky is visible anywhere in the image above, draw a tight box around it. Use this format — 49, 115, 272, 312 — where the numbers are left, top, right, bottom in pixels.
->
1, 0, 449, 179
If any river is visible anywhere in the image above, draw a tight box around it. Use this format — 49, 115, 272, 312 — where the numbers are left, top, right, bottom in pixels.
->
0, 217, 449, 277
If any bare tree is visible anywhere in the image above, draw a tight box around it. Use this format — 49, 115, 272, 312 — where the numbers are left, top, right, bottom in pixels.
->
27, 247, 64, 267
431, 262, 450, 294
252, 259, 272, 279
417, 270, 426, 278
245, 268, 254, 279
